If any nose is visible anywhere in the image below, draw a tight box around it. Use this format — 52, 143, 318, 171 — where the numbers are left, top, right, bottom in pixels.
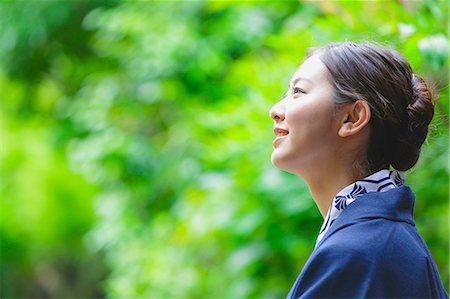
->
270, 100, 285, 122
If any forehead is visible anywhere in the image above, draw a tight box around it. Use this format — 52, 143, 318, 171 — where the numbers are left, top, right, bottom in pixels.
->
290, 54, 329, 85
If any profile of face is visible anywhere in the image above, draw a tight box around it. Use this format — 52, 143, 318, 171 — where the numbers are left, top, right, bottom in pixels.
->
269, 55, 342, 176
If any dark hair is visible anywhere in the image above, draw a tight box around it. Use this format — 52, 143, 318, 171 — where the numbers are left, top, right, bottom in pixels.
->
308, 42, 435, 173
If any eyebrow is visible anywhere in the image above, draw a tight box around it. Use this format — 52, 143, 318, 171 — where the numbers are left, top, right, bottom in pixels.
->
289, 77, 313, 88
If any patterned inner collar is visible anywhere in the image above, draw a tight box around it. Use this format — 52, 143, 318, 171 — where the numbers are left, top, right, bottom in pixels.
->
316, 169, 405, 246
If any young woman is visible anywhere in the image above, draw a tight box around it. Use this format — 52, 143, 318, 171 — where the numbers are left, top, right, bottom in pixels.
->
270, 42, 448, 298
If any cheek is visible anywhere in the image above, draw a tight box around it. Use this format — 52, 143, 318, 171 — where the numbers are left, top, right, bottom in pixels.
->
286, 101, 327, 129
286, 101, 336, 143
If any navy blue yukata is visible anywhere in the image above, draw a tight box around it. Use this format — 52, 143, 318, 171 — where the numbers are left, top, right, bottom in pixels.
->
287, 185, 449, 298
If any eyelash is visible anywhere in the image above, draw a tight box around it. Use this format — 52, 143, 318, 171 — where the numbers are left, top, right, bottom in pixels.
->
293, 87, 305, 95
283, 87, 306, 98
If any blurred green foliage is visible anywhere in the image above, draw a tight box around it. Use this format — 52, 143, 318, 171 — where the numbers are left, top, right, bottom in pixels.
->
0, 1, 448, 298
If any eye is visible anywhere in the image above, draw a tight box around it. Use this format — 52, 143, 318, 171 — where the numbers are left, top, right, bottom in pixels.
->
293, 87, 306, 95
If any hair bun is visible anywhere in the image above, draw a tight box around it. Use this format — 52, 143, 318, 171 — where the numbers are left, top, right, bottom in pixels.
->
391, 74, 435, 171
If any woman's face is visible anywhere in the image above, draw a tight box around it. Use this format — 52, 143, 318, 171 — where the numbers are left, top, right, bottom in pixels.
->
270, 54, 340, 175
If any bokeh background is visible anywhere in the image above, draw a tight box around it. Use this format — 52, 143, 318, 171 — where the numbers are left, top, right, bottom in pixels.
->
0, 0, 448, 298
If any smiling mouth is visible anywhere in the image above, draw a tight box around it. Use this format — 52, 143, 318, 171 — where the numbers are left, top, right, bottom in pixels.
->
274, 127, 289, 137
273, 128, 289, 147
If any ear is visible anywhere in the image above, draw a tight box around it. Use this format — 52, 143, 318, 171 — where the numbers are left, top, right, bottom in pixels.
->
338, 100, 371, 138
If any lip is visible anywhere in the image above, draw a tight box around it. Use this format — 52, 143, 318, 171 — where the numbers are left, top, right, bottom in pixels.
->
272, 135, 288, 148
274, 127, 289, 136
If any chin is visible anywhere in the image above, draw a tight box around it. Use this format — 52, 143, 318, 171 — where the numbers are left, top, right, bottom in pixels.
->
270, 152, 280, 168
271, 150, 292, 172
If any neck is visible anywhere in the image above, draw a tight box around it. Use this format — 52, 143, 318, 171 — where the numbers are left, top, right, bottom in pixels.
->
301, 166, 362, 219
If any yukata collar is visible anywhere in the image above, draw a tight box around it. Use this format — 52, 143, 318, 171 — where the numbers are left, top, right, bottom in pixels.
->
315, 169, 405, 246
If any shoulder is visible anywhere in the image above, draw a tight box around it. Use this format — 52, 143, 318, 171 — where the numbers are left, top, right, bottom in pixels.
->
289, 226, 436, 299
288, 243, 375, 298
321, 217, 427, 265
292, 219, 439, 298
287, 187, 449, 298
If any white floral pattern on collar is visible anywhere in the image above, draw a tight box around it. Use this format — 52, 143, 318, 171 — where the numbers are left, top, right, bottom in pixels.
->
316, 169, 404, 246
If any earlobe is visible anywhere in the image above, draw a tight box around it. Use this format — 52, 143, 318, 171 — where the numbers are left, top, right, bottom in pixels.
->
338, 101, 371, 138
339, 122, 354, 137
